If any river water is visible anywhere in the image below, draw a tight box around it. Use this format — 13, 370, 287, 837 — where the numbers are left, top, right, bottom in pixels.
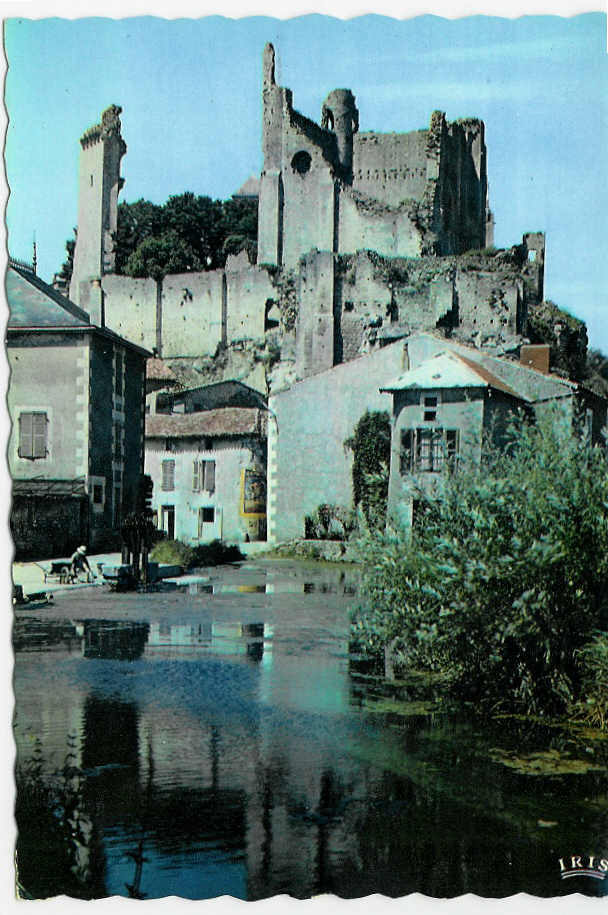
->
12, 560, 608, 900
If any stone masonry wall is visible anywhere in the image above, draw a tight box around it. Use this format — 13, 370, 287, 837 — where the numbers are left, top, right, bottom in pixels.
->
352, 130, 429, 204
102, 275, 158, 351
267, 339, 407, 543
161, 271, 224, 357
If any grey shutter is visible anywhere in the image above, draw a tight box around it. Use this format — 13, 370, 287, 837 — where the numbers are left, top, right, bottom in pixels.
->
19, 413, 33, 458
32, 413, 47, 458
192, 460, 200, 491
204, 460, 215, 493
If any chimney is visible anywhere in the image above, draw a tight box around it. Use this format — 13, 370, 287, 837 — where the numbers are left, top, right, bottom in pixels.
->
88, 277, 105, 328
520, 344, 550, 374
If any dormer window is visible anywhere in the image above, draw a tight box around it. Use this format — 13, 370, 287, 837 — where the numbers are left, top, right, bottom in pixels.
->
422, 394, 439, 422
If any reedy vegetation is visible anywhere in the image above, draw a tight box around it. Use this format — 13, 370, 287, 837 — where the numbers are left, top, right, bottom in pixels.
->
351, 411, 608, 718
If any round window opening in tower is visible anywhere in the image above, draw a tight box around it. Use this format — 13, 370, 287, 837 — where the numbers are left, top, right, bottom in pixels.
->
291, 150, 312, 175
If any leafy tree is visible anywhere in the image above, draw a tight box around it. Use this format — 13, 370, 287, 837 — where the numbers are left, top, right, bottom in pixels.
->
113, 193, 257, 279
124, 230, 202, 281
56, 235, 76, 289
352, 410, 608, 716
113, 199, 164, 274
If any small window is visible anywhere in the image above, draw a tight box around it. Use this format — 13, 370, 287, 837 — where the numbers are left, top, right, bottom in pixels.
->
422, 394, 439, 422
291, 150, 312, 175
18, 412, 47, 459
93, 484, 104, 504
161, 459, 175, 491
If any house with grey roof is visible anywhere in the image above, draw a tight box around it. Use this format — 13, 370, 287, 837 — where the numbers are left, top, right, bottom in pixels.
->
267, 331, 607, 541
145, 405, 267, 544
6, 261, 150, 558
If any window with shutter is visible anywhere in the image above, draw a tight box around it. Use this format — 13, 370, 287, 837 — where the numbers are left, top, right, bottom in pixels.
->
192, 460, 201, 491
161, 459, 175, 491
203, 460, 215, 493
18, 412, 47, 459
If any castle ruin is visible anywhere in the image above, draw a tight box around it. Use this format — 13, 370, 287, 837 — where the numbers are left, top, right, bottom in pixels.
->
67, 43, 547, 392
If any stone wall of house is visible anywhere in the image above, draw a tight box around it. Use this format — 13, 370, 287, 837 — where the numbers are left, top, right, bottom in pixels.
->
145, 436, 265, 543
11, 494, 88, 560
267, 339, 407, 543
7, 333, 89, 482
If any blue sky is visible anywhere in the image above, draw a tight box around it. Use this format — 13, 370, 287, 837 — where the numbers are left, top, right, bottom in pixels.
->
4, 13, 607, 349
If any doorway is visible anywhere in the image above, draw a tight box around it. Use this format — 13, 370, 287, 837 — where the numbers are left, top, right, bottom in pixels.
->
161, 505, 175, 540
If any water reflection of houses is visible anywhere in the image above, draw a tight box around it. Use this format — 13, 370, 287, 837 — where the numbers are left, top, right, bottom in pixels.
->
146, 621, 270, 662
14, 606, 388, 900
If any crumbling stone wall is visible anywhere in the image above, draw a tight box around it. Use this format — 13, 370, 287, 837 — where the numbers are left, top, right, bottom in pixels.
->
257, 47, 490, 271
102, 275, 158, 351
353, 130, 428, 204
292, 234, 544, 380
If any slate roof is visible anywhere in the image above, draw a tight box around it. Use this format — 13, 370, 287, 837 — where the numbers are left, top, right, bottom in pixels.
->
146, 408, 267, 439
381, 351, 525, 401
6, 264, 151, 357
7, 264, 90, 328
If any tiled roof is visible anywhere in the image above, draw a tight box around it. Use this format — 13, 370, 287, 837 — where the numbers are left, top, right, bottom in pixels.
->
381, 351, 525, 401
146, 408, 267, 439
7, 265, 90, 328
146, 358, 179, 382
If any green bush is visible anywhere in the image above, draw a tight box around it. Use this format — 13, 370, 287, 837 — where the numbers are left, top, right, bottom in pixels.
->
149, 539, 193, 568
352, 411, 608, 716
190, 539, 245, 567
150, 538, 244, 569
304, 504, 355, 540
344, 410, 391, 524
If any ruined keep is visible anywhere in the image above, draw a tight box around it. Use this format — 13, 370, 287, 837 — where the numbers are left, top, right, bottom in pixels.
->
66, 45, 549, 395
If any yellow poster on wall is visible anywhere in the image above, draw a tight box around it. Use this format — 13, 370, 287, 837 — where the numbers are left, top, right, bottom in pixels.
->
240, 467, 266, 518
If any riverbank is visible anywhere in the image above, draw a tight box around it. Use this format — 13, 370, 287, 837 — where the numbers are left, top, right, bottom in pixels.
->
11, 541, 272, 601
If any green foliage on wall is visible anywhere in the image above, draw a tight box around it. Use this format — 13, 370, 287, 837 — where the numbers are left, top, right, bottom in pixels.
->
345, 410, 391, 523
352, 410, 608, 718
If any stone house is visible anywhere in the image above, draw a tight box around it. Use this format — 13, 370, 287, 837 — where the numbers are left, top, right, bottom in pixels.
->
382, 337, 607, 522
268, 333, 607, 541
145, 407, 267, 545
7, 262, 149, 558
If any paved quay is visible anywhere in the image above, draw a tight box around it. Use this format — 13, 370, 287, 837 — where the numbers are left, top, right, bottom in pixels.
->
11, 541, 271, 600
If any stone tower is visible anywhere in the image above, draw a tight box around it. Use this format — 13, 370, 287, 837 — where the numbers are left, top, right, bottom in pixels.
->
69, 105, 127, 309
321, 89, 359, 181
